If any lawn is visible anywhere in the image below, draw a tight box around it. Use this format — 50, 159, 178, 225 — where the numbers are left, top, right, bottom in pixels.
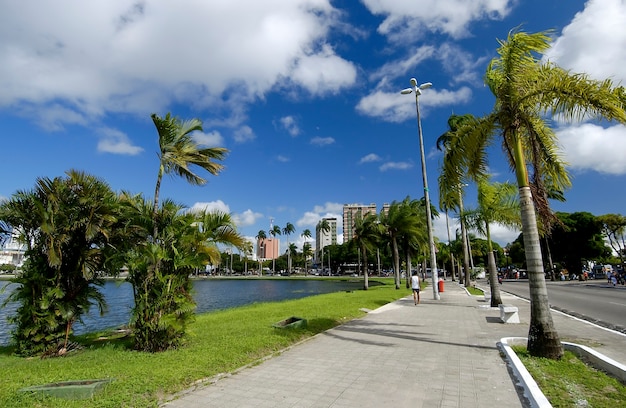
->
0, 278, 410, 407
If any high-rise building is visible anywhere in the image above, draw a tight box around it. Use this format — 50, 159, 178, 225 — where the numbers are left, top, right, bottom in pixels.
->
315, 217, 337, 261
342, 203, 379, 242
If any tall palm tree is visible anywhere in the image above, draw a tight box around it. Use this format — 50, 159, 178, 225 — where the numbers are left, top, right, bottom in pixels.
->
437, 114, 475, 288
352, 213, 383, 290
287, 243, 298, 274
301, 228, 312, 243
270, 225, 281, 274
401, 197, 430, 288
464, 178, 520, 307
282, 222, 296, 274
440, 29, 626, 358
255, 230, 266, 275
317, 219, 330, 274
151, 113, 228, 239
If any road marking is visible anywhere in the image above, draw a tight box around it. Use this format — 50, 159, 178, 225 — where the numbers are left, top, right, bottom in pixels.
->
609, 302, 626, 308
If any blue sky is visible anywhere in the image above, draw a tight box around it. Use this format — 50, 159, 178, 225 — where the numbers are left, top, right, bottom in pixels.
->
1, 0, 626, 253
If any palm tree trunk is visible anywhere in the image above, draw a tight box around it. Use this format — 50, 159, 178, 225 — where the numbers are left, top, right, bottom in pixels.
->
392, 237, 401, 289
485, 223, 502, 307
362, 244, 369, 290
405, 252, 411, 289
152, 167, 164, 240
519, 186, 563, 358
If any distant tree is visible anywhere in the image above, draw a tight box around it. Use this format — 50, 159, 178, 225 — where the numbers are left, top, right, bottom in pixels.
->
255, 230, 266, 275
283, 222, 296, 274
549, 212, 611, 276
598, 214, 626, 266
270, 225, 281, 273
464, 178, 520, 307
302, 242, 313, 275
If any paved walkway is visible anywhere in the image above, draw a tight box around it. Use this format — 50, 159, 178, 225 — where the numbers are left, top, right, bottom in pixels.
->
162, 281, 626, 408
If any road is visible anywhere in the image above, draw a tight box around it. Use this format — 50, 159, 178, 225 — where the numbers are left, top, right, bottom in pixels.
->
493, 279, 626, 333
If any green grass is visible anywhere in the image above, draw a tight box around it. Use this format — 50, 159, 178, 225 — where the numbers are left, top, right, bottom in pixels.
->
0, 278, 410, 407
513, 346, 626, 408
466, 286, 483, 296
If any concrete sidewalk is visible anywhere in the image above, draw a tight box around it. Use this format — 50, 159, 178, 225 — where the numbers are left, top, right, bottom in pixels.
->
162, 281, 626, 408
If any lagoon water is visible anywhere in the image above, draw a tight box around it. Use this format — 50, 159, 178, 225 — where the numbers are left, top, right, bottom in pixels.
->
0, 278, 364, 346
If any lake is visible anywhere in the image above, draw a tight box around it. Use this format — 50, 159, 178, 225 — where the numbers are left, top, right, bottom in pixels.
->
0, 278, 365, 346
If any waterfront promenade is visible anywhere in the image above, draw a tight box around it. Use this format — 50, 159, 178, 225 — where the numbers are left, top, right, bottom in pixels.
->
162, 281, 626, 407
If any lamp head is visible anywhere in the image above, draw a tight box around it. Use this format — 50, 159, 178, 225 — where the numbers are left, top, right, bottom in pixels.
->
420, 82, 433, 90
400, 88, 413, 95
410, 78, 418, 87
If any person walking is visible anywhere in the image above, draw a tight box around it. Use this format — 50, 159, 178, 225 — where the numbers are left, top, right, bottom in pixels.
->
411, 271, 421, 305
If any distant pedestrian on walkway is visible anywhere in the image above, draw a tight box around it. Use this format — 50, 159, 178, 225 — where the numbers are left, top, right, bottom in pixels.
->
411, 271, 420, 305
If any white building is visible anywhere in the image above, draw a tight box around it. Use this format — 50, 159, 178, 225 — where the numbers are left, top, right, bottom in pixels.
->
0, 230, 26, 268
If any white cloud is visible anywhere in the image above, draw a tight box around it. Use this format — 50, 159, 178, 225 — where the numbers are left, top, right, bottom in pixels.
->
0, 1, 349, 137
379, 161, 413, 171
361, 0, 513, 40
359, 153, 382, 164
310, 136, 335, 146
96, 127, 143, 155
194, 130, 224, 147
233, 209, 264, 227
277, 155, 290, 162
545, 0, 626, 84
278, 116, 300, 136
290, 43, 358, 95
558, 124, 626, 175
188, 200, 230, 214
233, 125, 255, 143
313, 202, 344, 214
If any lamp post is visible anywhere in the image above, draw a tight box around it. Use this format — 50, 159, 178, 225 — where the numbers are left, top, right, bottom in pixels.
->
401, 77, 440, 300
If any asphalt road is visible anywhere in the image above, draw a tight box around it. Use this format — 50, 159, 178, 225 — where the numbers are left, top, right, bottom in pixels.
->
494, 278, 626, 333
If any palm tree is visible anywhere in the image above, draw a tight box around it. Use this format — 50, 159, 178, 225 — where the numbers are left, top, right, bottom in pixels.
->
463, 178, 520, 307
287, 243, 298, 275
379, 201, 409, 289
440, 29, 626, 358
123, 195, 244, 352
241, 240, 254, 275
270, 225, 281, 274
352, 213, 383, 290
437, 114, 475, 288
401, 197, 430, 288
302, 242, 313, 275
317, 219, 330, 274
151, 113, 228, 239
255, 230, 266, 275
282, 222, 296, 274
0, 170, 125, 356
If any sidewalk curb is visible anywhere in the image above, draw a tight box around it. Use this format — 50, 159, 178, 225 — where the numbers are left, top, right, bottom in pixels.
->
499, 336, 626, 408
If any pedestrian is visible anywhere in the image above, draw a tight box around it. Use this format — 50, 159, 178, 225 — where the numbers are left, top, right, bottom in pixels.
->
611, 273, 618, 287
411, 271, 420, 305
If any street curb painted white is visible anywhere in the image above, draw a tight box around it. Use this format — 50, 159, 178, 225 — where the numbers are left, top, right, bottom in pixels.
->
498, 337, 551, 408
499, 337, 626, 408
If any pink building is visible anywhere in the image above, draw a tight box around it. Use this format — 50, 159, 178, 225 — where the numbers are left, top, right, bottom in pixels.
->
257, 238, 280, 260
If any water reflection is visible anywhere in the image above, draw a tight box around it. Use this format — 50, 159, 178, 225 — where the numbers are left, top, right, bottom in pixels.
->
0, 278, 363, 346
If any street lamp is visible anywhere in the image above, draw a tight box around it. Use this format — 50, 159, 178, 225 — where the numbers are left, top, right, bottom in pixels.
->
401, 77, 440, 300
